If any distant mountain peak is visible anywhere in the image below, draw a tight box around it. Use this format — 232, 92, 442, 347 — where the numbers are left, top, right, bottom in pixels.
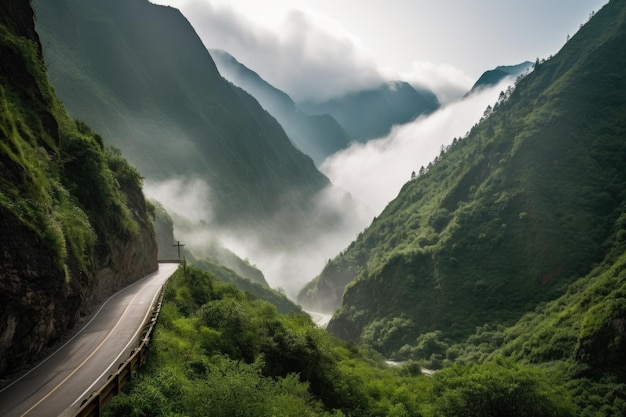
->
299, 80, 440, 143
469, 61, 533, 93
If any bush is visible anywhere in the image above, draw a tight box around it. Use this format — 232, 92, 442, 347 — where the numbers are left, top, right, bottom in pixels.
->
431, 360, 577, 417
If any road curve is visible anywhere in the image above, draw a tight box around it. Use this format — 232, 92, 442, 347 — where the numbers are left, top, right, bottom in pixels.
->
0, 263, 179, 417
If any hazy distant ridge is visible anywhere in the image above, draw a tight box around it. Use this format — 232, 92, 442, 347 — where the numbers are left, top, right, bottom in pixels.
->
299, 81, 440, 142
211, 49, 351, 165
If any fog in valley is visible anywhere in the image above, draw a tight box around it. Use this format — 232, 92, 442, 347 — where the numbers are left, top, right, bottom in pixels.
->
144, 76, 515, 299
321, 79, 514, 214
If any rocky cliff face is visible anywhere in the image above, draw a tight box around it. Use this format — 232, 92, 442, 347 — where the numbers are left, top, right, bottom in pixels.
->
0, 0, 157, 378
85, 178, 158, 309
0, 206, 81, 375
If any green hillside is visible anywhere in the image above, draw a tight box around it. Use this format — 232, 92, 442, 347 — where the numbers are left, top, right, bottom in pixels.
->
32, 0, 329, 237
300, 0, 626, 359
0, 0, 156, 376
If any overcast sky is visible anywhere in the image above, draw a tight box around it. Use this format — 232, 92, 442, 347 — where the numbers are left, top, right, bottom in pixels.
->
149, 0, 607, 102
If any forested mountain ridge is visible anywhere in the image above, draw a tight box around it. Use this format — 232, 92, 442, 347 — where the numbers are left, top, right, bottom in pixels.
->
300, 0, 626, 359
211, 49, 351, 165
33, 0, 330, 237
0, 0, 157, 376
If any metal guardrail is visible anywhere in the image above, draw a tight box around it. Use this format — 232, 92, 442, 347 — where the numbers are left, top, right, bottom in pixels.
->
73, 285, 166, 417
157, 259, 183, 264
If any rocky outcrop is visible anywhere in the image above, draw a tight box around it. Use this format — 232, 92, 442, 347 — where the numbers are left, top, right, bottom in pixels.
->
0, 206, 81, 376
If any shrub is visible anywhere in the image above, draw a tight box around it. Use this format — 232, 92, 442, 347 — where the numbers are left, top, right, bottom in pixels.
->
431, 360, 577, 417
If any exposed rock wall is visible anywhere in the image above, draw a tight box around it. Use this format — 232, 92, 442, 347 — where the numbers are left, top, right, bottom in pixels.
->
0, 206, 81, 376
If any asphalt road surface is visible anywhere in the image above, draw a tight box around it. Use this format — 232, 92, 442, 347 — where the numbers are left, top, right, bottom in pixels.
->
0, 263, 178, 417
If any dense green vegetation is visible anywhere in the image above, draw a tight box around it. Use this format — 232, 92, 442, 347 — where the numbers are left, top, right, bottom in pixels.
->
0, 0, 156, 375
297, 2, 626, 414
490, 215, 626, 415
301, 0, 626, 361
106, 267, 577, 417
401, 215, 626, 415
0, 0, 152, 283
0, 8, 88, 276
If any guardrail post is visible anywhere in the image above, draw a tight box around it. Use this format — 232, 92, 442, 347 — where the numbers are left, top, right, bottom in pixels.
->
73, 284, 169, 417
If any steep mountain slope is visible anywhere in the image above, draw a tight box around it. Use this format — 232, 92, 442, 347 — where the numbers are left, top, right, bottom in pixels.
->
300, 0, 626, 357
211, 49, 351, 165
299, 81, 439, 142
453, 184, 626, 414
0, 0, 157, 376
494, 213, 626, 380
33, 0, 329, 236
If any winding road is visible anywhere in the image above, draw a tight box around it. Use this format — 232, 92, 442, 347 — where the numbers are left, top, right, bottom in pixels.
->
0, 263, 178, 417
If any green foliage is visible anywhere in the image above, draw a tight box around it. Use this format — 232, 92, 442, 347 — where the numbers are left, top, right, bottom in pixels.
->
0, 5, 152, 282
362, 315, 417, 358
299, 5, 626, 414
108, 357, 339, 417
399, 331, 451, 370
567, 375, 626, 417
51, 182, 96, 272
0, 24, 81, 277
60, 122, 140, 240
107, 267, 444, 416
490, 216, 626, 372
431, 361, 576, 417
436, 206, 626, 414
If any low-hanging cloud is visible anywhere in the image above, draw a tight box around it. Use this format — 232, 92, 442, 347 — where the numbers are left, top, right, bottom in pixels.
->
142, 0, 518, 302
165, 0, 383, 102
214, 185, 374, 298
144, 175, 373, 299
144, 177, 214, 224
150, 0, 472, 104
321, 78, 515, 215
392, 60, 475, 105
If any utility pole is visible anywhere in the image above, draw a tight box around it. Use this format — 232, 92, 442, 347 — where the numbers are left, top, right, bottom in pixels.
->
172, 240, 187, 274
172, 240, 185, 260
